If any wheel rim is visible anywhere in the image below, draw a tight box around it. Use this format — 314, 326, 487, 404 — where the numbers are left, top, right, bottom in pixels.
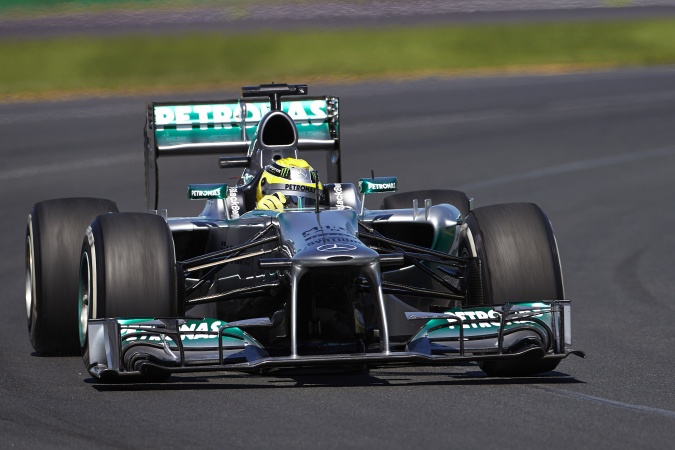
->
78, 252, 91, 348
25, 233, 35, 326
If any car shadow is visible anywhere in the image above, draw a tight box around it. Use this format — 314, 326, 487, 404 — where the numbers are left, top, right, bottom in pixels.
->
87, 366, 584, 392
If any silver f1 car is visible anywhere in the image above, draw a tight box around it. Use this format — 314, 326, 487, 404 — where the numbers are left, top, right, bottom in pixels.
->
25, 83, 584, 381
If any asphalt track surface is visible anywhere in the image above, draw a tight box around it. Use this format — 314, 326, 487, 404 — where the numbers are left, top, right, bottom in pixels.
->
1, 68, 675, 448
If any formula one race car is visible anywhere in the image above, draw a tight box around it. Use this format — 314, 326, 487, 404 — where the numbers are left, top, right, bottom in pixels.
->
25, 83, 584, 381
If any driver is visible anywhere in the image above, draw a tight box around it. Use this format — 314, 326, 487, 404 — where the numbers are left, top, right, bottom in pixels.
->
256, 158, 322, 212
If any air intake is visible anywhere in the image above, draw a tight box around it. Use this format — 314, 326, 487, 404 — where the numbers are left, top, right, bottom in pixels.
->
260, 112, 297, 147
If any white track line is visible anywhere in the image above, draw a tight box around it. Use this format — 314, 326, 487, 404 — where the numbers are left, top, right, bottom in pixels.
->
0, 154, 138, 182
456, 146, 675, 191
532, 386, 675, 419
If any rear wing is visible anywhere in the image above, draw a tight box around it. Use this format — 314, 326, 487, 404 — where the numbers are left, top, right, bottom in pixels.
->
144, 92, 340, 210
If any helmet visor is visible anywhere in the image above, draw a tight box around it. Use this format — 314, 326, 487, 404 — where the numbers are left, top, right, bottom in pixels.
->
285, 195, 317, 208
262, 183, 321, 209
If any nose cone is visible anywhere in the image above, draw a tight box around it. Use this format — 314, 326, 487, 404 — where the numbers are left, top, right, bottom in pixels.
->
277, 210, 378, 267
296, 240, 379, 267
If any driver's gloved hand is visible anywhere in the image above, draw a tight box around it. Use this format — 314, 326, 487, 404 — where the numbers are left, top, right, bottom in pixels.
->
257, 192, 286, 212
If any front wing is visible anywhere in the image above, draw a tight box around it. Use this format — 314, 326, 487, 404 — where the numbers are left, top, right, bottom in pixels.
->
84, 301, 583, 380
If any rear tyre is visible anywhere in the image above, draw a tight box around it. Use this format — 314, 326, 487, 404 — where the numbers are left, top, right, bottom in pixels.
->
459, 203, 564, 376
380, 189, 470, 218
79, 213, 178, 382
26, 198, 118, 355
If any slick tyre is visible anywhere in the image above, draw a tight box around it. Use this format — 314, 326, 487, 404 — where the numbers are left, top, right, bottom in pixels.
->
459, 203, 564, 376
460, 203, 563, 306
79, 212, 179, 349
26, 198, 118, 355
380, 189, 470, 218
478, 357, 562, 378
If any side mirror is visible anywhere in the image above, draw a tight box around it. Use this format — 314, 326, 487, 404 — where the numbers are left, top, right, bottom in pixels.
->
187, 183, 227, 200
357, 177, 397, 215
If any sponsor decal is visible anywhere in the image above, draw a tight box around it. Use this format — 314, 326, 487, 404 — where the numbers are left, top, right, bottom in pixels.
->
229, 187, 240, 219
194, 188, 221, 197
154, 100, 328, 130
333, 183, 344, 210
267, 164, 287, 178
306, 237, 361, 247
187, 184, 227, 200
120, 321, 224, 341
373, 183, 395, 189
446, 310, 500, 329
317, 243, 357, 252
292, 167, 310, 181
285, 184, 315, 193
301, 225, 361, 248
358, 177, 398, 194
178, 321, 223, 340
302, 226, 346, 238
445, 308, 546, 329
119, 320, 250, 342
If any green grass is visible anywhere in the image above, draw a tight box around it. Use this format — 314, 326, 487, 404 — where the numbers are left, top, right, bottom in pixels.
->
0, 0, 284, 13
1, 0, 147, 8
2, 18, 675, 100
0, 0, 153, 14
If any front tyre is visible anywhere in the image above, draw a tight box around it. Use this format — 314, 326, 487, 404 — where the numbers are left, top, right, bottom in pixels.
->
26, 198, 118, 355
79, 213, 179, 352
459, 203, 565, 376
460, 203, 563, 306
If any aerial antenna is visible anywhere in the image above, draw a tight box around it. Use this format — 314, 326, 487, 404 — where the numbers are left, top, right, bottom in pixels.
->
313, 170, 320, 214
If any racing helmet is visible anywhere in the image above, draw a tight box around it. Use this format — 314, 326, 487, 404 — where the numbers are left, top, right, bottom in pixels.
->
257, 158, 323, 208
